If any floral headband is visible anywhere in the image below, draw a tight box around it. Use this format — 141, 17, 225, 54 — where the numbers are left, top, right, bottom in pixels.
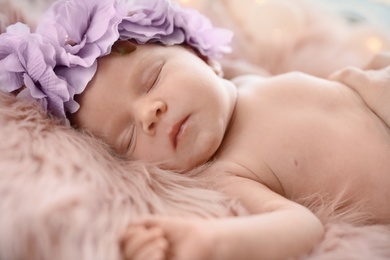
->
0, 0, 232, 121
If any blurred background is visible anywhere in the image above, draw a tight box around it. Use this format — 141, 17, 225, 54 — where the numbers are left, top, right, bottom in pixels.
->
311, 0, 390, 31
176, 0, 390, 77
178, 0, 390, 29
1, 0, 390, 77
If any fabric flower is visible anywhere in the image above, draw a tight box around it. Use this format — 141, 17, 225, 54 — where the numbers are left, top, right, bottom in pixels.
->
119, 0, 183, 44
35, 0, 126, 115
119, 0, 233, 58
0, 23, 70, 119
173, 5, 233, 58
37, 0, 125, 68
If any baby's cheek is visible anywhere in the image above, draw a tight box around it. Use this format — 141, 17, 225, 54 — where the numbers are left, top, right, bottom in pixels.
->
188, 133, 222, 163
132, 143, 166, 163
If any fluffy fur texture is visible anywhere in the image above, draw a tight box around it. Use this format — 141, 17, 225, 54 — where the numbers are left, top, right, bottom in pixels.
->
1, 0, 390, 259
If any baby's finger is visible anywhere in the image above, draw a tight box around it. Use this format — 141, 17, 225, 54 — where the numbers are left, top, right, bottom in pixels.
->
121, 226, 165, 259
328, 66, 370, 92
329, 66, 365, 82
131, 217, 165, 229
365, 52, 390, 70
133, 236, 168, 260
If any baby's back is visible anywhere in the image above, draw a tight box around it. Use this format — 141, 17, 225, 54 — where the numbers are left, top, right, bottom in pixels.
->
216, 72, 390, 224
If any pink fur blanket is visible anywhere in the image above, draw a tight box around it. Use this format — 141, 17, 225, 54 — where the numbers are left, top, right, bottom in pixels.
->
1, 0, 390, 259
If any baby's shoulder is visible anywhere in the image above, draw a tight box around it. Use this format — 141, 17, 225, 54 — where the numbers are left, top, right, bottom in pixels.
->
234, 72, 350, 105
230, 74, 268, 89
232, 72, 311, 93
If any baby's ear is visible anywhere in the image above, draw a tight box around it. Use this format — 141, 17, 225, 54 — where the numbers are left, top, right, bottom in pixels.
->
207, 59, 224, 77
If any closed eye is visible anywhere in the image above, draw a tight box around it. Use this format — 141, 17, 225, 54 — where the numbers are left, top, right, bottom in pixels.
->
121, 124, 136, 155
146, 62, 164, 92
126, 125, 137, 154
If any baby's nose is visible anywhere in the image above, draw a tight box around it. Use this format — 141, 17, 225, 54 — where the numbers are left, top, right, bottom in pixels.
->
141, 101, 167, 135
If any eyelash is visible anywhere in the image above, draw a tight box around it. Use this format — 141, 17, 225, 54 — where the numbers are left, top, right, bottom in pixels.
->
146, 63, 163, 92
126, 125, 136, 153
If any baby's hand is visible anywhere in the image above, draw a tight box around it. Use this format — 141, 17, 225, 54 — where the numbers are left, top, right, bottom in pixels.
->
365, 52, 390, 70
121, 225, 168, 260
329, 62, 390, 127
123, 217, 217, 260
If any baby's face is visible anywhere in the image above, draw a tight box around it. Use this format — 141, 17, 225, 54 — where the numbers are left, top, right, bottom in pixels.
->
71, 44, 237, 171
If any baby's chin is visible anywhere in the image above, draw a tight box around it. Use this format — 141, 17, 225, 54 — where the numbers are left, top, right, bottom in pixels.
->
158, 157, 208, 173
162, 148, 220, 173
157, 130, 224, 172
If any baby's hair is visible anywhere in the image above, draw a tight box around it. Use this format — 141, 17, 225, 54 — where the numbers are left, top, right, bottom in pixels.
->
111, 40, 138, 56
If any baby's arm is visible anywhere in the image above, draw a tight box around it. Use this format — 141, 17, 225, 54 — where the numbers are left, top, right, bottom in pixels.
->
329, 52, 390, 128
122, 176, 324, 260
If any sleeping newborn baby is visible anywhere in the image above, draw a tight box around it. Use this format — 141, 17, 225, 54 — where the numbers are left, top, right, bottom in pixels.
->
2, 0, 390, 259
71, 42, 390, 260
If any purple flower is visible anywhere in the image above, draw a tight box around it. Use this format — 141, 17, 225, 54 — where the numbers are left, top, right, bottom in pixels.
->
37, 0, 125, 68
34, 0, 126, 116
0, 23, 70, 119
119, 0, 184, 44
119, 0, 232, 58
173, 5, 233, 58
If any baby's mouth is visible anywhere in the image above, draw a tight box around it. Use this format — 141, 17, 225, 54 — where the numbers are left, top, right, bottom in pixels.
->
169, 116, 189, 149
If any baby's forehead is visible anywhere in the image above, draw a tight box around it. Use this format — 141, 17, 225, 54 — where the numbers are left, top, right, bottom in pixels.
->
93, 43, 199, 89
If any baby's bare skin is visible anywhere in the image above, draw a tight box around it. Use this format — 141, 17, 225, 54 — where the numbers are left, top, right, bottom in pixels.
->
330, 53, 390, 129
72, 45, 390, 259
214, 72, 390, 223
